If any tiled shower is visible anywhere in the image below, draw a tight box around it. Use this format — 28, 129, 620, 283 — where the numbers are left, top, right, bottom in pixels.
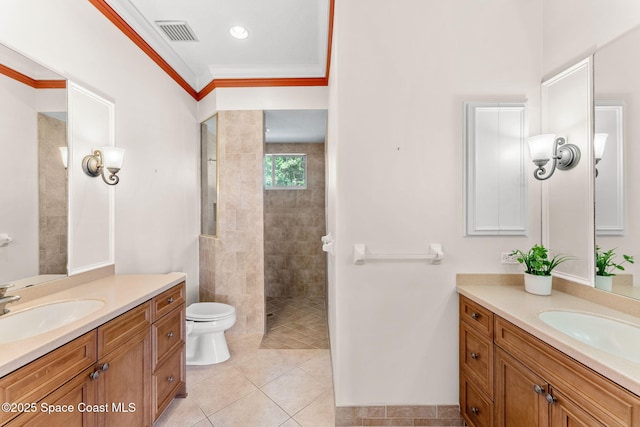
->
262, 142, 329, 349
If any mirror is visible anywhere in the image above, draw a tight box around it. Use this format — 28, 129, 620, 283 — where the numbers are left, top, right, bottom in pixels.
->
201, 114, 218, 236
0, 43, 67, 289
541, 59, 594, 285
594, 26, 640, 298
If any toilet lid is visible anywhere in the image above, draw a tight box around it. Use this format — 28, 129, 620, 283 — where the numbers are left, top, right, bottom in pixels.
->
186, 302, 235, 320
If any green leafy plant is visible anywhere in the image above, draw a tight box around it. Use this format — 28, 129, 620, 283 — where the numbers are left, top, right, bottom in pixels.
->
595, 246, 634, 276
510, 244, 574, 276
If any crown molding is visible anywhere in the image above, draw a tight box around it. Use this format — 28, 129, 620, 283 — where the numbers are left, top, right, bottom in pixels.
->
0, 64, 66, 89
89, 0, 334, 101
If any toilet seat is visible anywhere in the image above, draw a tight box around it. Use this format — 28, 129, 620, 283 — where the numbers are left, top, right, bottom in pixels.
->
186, 302, 235, 321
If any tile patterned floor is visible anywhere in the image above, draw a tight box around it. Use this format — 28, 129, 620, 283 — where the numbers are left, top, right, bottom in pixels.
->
154, 334, 335, 427
261, 297, 329, 350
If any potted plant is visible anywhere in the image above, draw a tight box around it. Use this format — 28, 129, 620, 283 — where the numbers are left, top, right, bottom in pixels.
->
511, 244, 574, 295
595, 246, 634, 291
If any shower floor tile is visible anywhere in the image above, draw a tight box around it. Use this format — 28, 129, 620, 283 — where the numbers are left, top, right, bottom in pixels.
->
262, 297, 329, 349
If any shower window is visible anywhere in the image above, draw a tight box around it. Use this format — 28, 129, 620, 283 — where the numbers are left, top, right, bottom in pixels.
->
264, 154, 307, 189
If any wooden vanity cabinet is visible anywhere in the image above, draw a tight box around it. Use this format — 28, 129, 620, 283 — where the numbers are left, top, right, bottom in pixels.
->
151, 283, 186, 422
0, 281, 186, 427
459, 295, 640, 427
0, 332, 98, 426
459, 296, 494, 426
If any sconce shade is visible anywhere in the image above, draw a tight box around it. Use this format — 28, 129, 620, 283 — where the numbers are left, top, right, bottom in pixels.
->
527, 134, 556, 162
59, 147, 68, 169
594, 133, 608, 161
101, 146, 125, 171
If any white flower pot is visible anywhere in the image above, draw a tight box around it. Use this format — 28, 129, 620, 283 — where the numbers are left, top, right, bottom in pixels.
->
595, 275, 613, 292
524, 273, 552, 296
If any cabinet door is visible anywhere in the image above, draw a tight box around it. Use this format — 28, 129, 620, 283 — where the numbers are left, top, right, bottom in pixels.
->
549, 387, 605, 427
6, 366, 97, 427
96, 328, 151, 427
495, 347, 549, 427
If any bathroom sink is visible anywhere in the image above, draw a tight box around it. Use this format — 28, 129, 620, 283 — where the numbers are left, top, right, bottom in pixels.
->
538, 310, 640, 363
0, 299, 105, 344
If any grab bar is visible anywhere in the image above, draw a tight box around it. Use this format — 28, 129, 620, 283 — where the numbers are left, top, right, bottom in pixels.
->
353, 243, 443, 265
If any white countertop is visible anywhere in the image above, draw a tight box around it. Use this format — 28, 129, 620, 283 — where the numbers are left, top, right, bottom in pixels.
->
0, 273, 186, 377
457, 284, 640, 397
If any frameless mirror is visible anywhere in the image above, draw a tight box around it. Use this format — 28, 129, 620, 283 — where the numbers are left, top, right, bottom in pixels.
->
594, 26, 640, 298
0, 43, 68, 289
201, 114, 218, 236
541, 59, 594, 286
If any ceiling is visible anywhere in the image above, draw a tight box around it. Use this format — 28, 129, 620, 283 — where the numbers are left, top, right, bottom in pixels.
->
105, 0, 331, 92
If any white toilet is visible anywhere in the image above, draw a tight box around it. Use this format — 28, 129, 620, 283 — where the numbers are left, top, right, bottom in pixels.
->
185, 302, 236, 365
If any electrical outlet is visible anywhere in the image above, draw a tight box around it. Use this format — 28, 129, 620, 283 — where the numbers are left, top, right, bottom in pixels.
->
501, 252, 520, 264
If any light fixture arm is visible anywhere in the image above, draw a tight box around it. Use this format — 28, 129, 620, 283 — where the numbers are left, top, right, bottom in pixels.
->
532, 137, 581, 181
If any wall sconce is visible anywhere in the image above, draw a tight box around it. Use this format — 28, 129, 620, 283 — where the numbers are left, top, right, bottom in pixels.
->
58, 147, 68, 169
82, 147, 125, 185
594, 133, 608, 177
527, 134, 581, 181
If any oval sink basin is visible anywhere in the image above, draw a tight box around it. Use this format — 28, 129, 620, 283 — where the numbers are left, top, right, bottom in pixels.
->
0, 299, 105, 345
538, 310, 640, 363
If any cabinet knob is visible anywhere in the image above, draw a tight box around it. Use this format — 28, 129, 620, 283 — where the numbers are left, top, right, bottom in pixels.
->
167, 331, 175, 338
471, 406, 480, 415
470, 352, 479, 360
470, 312, 479, 320
101, 363, 110, 372
89, 371, 100, 380
167, 297, 175, 304
167, 376, 175, 383
545, 393, 557, 404
533, 384, 544, 395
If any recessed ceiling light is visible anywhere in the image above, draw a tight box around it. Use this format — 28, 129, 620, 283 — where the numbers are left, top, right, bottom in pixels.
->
229, 26, 249, 40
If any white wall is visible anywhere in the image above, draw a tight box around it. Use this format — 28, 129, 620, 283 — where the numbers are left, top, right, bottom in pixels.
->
0, 0, 200, 302
329, 0, 543, 405
543, 0, 640, 76
0, 74, 38, 283
198, 86, 329, 120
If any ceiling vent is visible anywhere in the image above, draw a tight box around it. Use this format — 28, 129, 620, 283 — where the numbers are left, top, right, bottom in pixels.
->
155, 21, 198, 42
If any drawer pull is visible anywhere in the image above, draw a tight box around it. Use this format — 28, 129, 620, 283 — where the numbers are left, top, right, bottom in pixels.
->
167, 376, 175, 383
470, 312, 479, 320
545, 393, 557, 404
100, 363, 110, 372
470, 352, 479, 360
167, 331, 175, 338
167, 297, 174, 304
471, 406, 480, 415
533, 384, 544, 395
89, 371, 100, 380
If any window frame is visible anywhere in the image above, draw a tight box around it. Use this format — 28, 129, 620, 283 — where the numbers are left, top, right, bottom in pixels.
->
264, 153, 308, 190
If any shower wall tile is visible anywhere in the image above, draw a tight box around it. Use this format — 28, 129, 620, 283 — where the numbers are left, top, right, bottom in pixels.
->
209, 110, 265, 334
38, 114, 67, 275
264, 143, 326, 298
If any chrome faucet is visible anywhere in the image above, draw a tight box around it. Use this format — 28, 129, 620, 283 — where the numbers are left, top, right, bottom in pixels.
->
0, 295, 20, 315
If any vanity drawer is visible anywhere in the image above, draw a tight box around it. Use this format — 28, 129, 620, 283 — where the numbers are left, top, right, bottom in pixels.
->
460, 376, 493, 427
152, 282, 185, 321
460, 296, 493, 338
153, 347, 185, 421
0, 331, 97, 425
152, 305, 185, 368
460, 321, 493, 397
97, 302, 151, 358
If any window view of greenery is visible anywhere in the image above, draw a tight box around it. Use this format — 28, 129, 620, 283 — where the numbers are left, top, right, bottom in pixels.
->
264, 154, 307, 189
